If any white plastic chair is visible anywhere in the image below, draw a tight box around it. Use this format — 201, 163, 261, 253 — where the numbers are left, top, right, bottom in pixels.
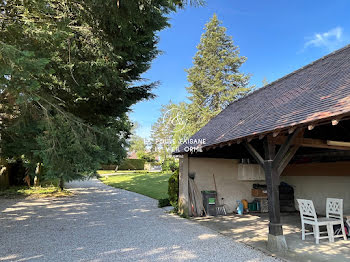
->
326, 198, 347, 241
297, 199, 334, 244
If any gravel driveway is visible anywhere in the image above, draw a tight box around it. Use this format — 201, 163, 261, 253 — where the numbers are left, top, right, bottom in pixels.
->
0, 179, 281, 262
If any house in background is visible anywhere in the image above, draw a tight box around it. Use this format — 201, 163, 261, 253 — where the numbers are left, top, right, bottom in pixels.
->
127, 151, 138, 159
174, 44, 350, 252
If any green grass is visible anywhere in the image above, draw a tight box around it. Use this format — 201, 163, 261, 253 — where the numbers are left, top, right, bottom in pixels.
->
116, 170, 153, 173
97, 170, 118, 175
99, 171, 171, 200
97, 170, 154, 175
0, 185, 72, 198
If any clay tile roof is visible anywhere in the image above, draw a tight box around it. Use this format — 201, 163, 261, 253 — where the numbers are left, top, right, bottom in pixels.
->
176, 44, 350, 154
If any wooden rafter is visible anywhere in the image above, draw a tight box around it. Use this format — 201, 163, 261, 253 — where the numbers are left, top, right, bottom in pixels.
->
272, 129, 302, 169
243, 142, 264, 166
276, 145, 300, 176
332, 119, 340, 126
273, 137, 350, 151
288, 127, 296, 134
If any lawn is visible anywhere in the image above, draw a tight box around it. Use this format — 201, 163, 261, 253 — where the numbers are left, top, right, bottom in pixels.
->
99, 171, 171, 200
97, 170, 118, 175
97, 170, 154, 175
0, 185, 72, 198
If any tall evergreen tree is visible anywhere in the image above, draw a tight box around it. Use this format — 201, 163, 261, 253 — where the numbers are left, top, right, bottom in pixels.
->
186, 14, 252, 133
0, 0, 201, 187
151, 14, 252, 157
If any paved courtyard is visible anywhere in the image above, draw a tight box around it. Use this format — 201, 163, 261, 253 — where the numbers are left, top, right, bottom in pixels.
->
0, 179, 280, 262
193, 212, 350, 262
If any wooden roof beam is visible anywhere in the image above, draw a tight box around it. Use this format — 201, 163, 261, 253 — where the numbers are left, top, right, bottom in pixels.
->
332, 118, 340, 126
273, 129, 302, 169
327, 140, 350, 147
308, 124, 314, 131
273, 130, 280, 137
276, 145, 300, 176
288, 127, 296, 134
273, 136, 350, 151
243, 142, 264, 167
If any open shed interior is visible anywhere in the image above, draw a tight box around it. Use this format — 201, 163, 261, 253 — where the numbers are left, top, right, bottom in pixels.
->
184, 119, 350, 215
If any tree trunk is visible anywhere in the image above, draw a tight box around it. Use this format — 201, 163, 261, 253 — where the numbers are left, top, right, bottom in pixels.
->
34, 176, 39, 186
59, 177, 64, 191
23, 168, 31, 187
34, 163, 42, 186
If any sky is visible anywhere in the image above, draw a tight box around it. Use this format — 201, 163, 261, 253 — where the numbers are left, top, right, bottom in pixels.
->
129, 0, 350, 138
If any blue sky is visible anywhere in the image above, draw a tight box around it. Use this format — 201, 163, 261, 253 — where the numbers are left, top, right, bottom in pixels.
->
130, 0, 350, 138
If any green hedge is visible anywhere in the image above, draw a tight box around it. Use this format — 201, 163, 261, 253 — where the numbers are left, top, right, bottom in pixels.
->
161, 158, 178, 172
118, 159, 145, 170
168, 169, 179, 212
158, 198, 170, 208
100, 164, 118, 170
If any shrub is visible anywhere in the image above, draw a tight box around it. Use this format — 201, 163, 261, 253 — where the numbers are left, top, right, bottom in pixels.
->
100, 164, 118, 170
158, 198, 170, 208
168, 169, 179, 212
7, 160, 27, 186
162, 158, 178, 172
118, 159, 145, 170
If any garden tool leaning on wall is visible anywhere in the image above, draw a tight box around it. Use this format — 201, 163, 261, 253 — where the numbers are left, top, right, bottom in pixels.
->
188, 172, 206, 216
213, 174, 227, 215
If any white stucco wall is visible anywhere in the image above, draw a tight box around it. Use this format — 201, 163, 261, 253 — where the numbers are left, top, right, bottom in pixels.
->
185, 157, 350, 215
188, 157, 265, 213
282, 176, 350, 215
281, 162, 350, 214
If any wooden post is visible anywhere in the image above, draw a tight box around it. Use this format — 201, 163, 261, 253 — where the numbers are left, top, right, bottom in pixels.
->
244, 129, 302, 252
264, 162, 283, 235
263, 138, 283, 237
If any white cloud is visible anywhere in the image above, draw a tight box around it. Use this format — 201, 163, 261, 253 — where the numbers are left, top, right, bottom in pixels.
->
304, 27, 345, 51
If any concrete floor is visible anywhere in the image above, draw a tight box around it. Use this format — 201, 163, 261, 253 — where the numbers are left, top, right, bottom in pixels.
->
193, 213, 350, 262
